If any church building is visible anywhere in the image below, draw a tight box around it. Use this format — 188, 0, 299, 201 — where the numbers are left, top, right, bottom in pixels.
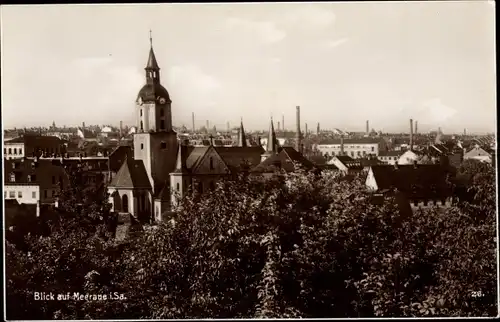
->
107, 36, 281, 223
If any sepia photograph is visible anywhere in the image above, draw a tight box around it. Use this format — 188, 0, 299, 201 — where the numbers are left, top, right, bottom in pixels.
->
1, 1, 498, 319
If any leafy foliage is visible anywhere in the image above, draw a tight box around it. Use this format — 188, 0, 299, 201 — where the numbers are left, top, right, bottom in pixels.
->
5, 160, 497, 318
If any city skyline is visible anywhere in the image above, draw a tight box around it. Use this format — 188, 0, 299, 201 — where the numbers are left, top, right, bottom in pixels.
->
1, 3, 496, 133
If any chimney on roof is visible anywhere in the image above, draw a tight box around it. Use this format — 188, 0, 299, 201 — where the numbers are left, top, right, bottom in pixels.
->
366, 120, 369, 135
295, 106, 302, 153
409, 119, 414, 151
192, 112, 195, 133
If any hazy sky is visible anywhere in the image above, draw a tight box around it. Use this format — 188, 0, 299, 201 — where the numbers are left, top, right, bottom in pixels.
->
1, 2, 496, 133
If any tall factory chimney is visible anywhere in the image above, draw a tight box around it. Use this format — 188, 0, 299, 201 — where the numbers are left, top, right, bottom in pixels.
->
277, 121, 281, 132
305, 123, 308, 137
282, 114, 285, 132
464, 128, 467, 136
119, 121, 123, 138
82, 122, 85, 130
317, 122, 320, 134
409, 119, 414, 151
415, 120, 418, 134
366, 120, 369, 135
192, 112, 195, 132
340, 135, 345, 156
295, 106, 302, 153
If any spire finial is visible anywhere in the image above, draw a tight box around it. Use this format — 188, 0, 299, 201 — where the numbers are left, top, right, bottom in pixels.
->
149, 29, 153, 47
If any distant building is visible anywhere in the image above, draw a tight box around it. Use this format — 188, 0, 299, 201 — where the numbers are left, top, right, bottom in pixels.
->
378, 151, 404, 165
366, 164, 454, 210
327, 155, 363, 174
316, 137, 387, 159
4, 135, 64, 160
464, 145, 492, 163
397, 150, 421, 165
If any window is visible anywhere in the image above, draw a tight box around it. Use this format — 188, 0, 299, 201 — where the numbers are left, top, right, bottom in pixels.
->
160, 120, 165, 130
44, 190, 47, 199
18, 191, 22, 198
8, 148, 12, 154
176, 183, 180, 191
9, 191, 15, 198
160, 108, 164, 116
141, 143, 144, 150
140, 109, 143, 117
140, 121, 144, 131
19, 148, 23, 155
9, 173, 15, 182
160, 142, 166, 149
14, 148, 17, 155
371, 147, 375, 152
32, 191, 36, 199
209, 157, 214, 170
27, 175, 32, 182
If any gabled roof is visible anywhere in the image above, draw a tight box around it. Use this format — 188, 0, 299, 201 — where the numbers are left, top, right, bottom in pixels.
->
109, 145, 133, 173
109, 157, 151, 189
369, 164, 452, 199
251, 147, 315, 173
185, 146, 209, 170
215, 146, 264, 172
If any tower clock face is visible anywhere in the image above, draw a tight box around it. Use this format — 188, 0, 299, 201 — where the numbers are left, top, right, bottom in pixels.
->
159, 97, 166, 104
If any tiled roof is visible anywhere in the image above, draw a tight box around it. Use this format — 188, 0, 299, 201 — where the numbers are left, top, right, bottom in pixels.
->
109, 158, 151, 189
215, 146, 265, 172
109, 145, 133, 173
185, 146, 209, 169
378, 151, 405, 157
370, 164, 452, 199
251, 147, 315, 173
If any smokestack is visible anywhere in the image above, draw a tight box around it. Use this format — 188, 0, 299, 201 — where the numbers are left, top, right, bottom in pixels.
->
438, 127, 442, 134
82, 122, 85, 130
295, 106, 302, 153
192, 112, 195, 132
119, 121, 123, 138
340, 135, 344, 155
305, 123, 308, 137
277, 121, 281, 132
415, 120, 418, 134
464, 128, 467, 136
317, 122, 320, 134
410, 119, 414, 151
282, 114, 285, 132
227, 121, 230, 133
366, 120, 369, 135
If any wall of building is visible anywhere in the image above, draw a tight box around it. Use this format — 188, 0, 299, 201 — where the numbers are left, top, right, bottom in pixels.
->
108, 188, 153, 222
317, 143, 380, 158
4, 184, 40, 216
4, 143, 25, 159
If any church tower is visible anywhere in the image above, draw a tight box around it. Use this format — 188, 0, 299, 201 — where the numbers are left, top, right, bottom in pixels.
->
134, 31, 178, 195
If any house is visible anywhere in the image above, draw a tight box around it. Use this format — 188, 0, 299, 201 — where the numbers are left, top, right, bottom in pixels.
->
378, 150, 404, 165
4, 158, 70, 215
397, 150, 421, 165
316, 137, 387, 159
366, 164, 454, 210
4, 134, 65, 159
327, 155, 363, 174
464, 145, 492, 163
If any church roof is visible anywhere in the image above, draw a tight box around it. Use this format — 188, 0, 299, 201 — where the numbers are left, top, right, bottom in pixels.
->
251, 147, 315, 173
109, 157, 151, 189
137, 83, 170, 103
145, 47, 160, 70
214, 146, 264, 172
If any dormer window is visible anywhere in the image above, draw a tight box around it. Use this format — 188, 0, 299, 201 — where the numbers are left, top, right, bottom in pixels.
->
9, 173, 15, 182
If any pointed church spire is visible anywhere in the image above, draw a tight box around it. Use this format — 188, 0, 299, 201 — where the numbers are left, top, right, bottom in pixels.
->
238, 117, 247, 147
175, 142, 187, 172
266, 117, 278, 154
145, 30, 160, 71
